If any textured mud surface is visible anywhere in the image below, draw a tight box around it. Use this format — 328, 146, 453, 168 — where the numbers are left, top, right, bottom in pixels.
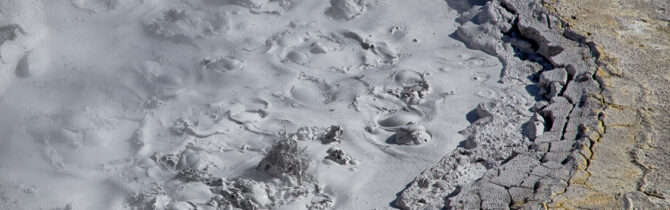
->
0, 0, 667, 209
0, 0, 515, 209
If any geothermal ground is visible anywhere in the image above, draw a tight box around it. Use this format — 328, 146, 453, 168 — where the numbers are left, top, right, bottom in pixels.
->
0, 0, 668, 209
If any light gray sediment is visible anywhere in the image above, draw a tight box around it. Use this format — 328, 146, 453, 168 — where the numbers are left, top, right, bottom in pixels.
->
395, 0, 605, 209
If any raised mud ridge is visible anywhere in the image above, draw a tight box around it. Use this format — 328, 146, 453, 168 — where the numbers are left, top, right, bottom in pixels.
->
396, 0, 605, 209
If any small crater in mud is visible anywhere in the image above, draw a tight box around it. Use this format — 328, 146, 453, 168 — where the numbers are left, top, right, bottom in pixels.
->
202, 57, 245, 72
285, 50, 310, 65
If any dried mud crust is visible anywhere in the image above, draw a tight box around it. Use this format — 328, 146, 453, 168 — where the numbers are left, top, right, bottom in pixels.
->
395, 0, 605, 209
542, 0, 670, 209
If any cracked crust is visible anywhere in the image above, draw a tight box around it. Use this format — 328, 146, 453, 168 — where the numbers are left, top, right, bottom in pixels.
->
395, 0, 606, 209
544, 0, 670, 209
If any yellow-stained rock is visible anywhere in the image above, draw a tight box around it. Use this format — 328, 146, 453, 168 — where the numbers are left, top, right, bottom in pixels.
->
544, 0, 670, 208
